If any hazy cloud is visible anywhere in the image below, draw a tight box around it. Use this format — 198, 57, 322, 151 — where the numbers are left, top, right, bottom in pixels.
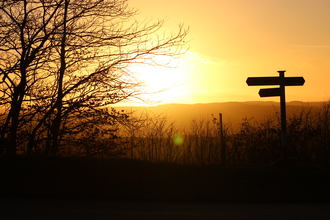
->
183, 51, 238, 66
293, 61, 312, 69
294, 45, 330, 48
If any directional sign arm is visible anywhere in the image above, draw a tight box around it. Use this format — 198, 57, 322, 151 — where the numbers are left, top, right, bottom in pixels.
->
246, 77, 280, 86
246, 77, 305, 86
284, 77, 305, 86
259, 88, 281, 97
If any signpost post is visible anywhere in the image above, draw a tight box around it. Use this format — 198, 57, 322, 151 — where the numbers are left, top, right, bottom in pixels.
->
246, 71, 305, 161
279, 71, 287, 161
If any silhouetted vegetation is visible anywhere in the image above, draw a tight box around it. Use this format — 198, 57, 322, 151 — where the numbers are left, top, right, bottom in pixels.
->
2, 98, 330, 168
112, 102, 329, 168
0, 0, 188, 156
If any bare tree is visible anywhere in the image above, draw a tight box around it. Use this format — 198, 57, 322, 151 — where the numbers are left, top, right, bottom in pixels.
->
0, 0, 60, 154
0, 0, 188, 156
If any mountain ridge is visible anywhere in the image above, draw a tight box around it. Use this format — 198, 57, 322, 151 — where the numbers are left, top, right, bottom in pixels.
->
115, 101, 325, 127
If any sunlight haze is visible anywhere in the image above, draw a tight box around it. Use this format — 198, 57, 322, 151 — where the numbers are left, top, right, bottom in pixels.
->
127, 0, 330, 105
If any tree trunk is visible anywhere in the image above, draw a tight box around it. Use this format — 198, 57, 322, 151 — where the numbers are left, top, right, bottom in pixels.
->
7, 81, 25, 155
50, 0, 68, 156
0, 109, 12, 155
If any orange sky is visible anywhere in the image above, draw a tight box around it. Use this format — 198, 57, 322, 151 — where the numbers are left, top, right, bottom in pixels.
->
127, 0, 330, 105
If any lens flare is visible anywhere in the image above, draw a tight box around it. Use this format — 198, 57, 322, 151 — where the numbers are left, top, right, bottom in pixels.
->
173, 133, 184, 146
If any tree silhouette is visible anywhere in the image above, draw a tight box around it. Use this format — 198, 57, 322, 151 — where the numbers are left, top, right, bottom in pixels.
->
0, 0, 188, 156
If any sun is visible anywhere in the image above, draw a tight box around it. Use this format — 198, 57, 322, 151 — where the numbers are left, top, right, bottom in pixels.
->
129, 55, 190, 104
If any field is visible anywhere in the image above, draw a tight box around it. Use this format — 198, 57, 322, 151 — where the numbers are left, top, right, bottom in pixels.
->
1, 156, 330, 203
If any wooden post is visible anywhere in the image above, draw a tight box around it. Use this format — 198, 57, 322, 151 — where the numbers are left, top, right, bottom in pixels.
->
219, 113, 226, 167
278, 70, 288, 161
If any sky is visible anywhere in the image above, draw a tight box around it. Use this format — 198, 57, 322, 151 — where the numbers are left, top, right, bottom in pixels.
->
127, 0, 330, 105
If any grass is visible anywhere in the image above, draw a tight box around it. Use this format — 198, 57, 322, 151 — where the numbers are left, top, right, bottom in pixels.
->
1, 156, 329, 203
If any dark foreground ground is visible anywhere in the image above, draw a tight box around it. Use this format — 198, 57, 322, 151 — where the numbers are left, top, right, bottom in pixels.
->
1, 198, 330, 220
1, 156, 330, 219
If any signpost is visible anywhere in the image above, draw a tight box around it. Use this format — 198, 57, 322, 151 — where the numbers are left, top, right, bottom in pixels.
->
246, 71, 305, 161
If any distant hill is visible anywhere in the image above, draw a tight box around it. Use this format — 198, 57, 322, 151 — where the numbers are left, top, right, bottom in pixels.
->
115, 101, 324, 127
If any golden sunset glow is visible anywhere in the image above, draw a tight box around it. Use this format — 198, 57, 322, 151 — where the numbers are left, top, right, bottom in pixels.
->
128, 54, 191, 104
126, 0, 330, 105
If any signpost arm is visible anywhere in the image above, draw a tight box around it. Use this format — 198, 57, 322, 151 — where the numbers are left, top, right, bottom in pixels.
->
279, 70, 288, 161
